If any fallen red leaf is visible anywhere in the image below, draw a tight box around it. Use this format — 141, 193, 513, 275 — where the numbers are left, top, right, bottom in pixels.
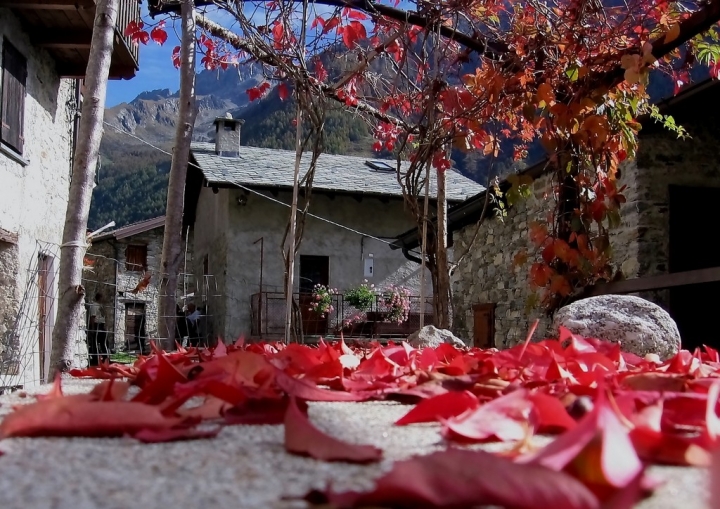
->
132, 426, 220, 443
224, 396, 293, 425
309, 448, 599, 509
0, 398, 183, 438
284, 397, 382, 463
520, 391, 645, 503
529, 392, 577, 433
275, 369, 369, 402
395, 390, 478, 426
132, 352, 188, 405
443, 389, 535, 442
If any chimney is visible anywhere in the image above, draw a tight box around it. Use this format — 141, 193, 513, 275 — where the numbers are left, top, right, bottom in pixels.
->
213, 113, 244, 157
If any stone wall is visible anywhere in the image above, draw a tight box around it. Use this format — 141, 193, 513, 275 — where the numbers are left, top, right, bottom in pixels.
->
192, 187, 433, 340
0, 242, 19, 373
451, 99, 720, 348
87, 226, 194, 351
0, 10, 78, 387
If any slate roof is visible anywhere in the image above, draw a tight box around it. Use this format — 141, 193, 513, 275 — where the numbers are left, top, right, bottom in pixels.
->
190, 143, 485, 202
93, 216, 165, 242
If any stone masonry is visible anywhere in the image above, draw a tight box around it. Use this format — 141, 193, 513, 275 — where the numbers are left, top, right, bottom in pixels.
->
87, 224, 194, 351
451, 83, 720, 349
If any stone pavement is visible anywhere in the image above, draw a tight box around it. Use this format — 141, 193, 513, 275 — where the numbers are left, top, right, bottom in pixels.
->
0, 378, 709, 509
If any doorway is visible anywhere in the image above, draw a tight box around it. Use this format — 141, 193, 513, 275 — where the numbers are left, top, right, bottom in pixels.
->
299, 255, 330, 336
124, 303, 147, 353
472, 303, 496, 348
668, 185, 720, 350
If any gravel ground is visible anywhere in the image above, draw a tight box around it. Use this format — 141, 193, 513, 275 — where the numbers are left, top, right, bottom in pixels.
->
0, 378, 709, 509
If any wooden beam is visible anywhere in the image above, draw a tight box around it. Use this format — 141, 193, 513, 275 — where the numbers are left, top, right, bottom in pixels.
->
32, 29, 93, 49
589, 267, 720, 296
0, 0, 95, 9
57, 63, 137, 80
0, 227, 18, 244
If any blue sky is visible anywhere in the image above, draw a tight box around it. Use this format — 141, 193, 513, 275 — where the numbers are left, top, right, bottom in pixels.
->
106, 2, 412, 107
107, 5, 187, 106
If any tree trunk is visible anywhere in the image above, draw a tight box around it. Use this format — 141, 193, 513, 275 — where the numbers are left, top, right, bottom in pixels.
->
49, 0, 119, 379
159, 0, 197, 350
434, 167, 452, 329
284, 105, 303, 344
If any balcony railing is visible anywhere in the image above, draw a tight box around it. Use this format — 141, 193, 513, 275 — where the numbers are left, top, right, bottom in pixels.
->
250, 291, 434, 340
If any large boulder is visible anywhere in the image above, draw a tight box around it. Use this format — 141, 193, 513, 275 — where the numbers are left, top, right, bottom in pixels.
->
552, 295, 681, 359
408, 325, 466, 349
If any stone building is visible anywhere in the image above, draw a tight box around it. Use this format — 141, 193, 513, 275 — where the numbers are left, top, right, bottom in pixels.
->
0, 1, 139, 389
87, 217, 194, 353
183, 117, 484, 340
392, 79, 720, 351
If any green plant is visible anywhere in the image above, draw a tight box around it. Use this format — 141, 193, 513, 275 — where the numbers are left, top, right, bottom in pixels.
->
344, 280, 376, 312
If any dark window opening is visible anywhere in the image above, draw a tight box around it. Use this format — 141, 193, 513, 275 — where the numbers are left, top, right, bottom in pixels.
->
1, 39, 27, 155
125, 245, 148, 272
299, 255, 329, 293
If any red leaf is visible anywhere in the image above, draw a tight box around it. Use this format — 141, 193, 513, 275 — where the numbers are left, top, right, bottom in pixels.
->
529, 392, 577, 433
0, 398, 182, 439
313, 448, 599, 509
275, 369, 369, 401
171, 46, 182, 68
340, 21, 367, 49
310, 16, 325, 30
132, 426, 220, 443
131, 352, 187, 405
224, 396, 291, 425
124, 20, 143, 37
520, 392, 644, 502
150, 26, 168, 45
277, 82, 290, 101
272, 22, 285, 50
314, 60, 328, 82
322, 16, 341, 34
395, 390, 478, 426
284, 397, 382, 463
343, 7, 369, 21
443, 389, 535, 442
246, 82, 271, 102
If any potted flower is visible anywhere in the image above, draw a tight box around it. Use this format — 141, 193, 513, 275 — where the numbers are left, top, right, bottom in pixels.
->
344, 280, 376, 312
381, 285, 411, 324
309, 284, 336, 317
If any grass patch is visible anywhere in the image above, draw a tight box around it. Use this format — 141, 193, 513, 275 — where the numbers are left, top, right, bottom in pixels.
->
109, 352, 137, 364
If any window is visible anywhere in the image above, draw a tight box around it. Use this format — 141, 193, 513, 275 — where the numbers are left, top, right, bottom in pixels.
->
1, 39, 27, 154
125, 245, 147, 271
365, 160, 395, 173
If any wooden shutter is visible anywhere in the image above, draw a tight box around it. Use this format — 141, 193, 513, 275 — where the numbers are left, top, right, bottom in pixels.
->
125, 245, 148, 271
1, 40, 27, 154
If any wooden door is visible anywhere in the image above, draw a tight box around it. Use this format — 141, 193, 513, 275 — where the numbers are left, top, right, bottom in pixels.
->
472, 303, 496, 349
299, 255, 330, 336
669, 186, 720, 350
124, 304, 146, 353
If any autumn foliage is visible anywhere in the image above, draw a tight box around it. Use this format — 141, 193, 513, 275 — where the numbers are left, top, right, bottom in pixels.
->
125, 1, 720, 317
2, 331, 720, 506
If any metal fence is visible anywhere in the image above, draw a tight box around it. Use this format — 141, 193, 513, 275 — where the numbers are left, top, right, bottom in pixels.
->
250, 290, 434, 340
0, 241, 225, 393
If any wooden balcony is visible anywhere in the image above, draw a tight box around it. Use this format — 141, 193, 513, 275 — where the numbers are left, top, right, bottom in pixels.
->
0, 0, 140, 80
